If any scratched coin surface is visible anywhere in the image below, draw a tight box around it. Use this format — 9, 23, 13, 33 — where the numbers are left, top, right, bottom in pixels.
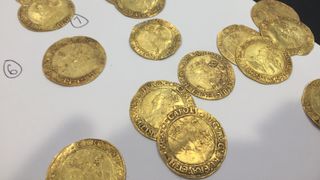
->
130, 19, 181, 60
217, 24, 260, 64
43, 36, 106, 87
130, 80, 195, 140
178, 51, 235, 100
236, 36, 292, 84
18, 0, 75, 32
260, 17, 315, 56
301, 79, 320, 128
46, 139, 126, 180
113, 0, 165, 19
157, 107, 227, 179
251, 0, 299, 27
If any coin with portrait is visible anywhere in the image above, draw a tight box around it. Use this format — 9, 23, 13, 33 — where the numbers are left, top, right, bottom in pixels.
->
130, 80, 195, 140
46, 139, 126, 180
18, 0, 75, 32
302, 79, 320, 128
157, 107, 227, 179
43, 36, 106, 87
130, 19, 181, 60
236, 36, 292, 84
113, 0, 165, 18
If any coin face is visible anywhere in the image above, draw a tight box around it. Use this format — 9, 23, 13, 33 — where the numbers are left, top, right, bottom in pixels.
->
236, 36, 292, 84
130, 19, 181, 60
46, 139, 126, 180
114, 0, 165, 18
157, 107, 227, 179
302, 79, 320, 128
18, 0, 75, 32
43, 36, 106, 87
178, 51, 235, 100
130, 80, 195, 140
217, 24, 260, 64
260, 17, 315, 56
251, 0, 299, 27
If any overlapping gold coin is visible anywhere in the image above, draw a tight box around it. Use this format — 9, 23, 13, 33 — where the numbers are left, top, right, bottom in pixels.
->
302, 79, 320, 128
46, 139, 126, 180
43, 36, 106, 87
178, 51, 235, 100
130, 19, 182, 60
130, 80, 195, 140
109, 0, 165, 19
157, 107, 227, 179
260, 17, 315, 56
251, 0, 300, 27
18, 0, 75, 32
217, 24, 260, 65
236, 36, 292, 84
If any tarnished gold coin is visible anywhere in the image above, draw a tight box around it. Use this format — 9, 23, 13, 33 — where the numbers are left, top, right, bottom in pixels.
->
157, 107, 227, 179
130, 19, 181, 60
178, 51, 235, 100
43, 36, 106, 87
260, 17, 315, 56
46, 139, 126, 180
113, 0, 165, 19
18, 0, 75, 32
302, 79, 320, 128
236, 36, 292, 84
251, 0, 300, 27
130, 80, 195, 140
217, 24, 260, 64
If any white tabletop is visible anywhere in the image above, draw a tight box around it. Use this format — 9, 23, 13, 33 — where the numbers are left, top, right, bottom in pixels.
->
1, 0, 320, 179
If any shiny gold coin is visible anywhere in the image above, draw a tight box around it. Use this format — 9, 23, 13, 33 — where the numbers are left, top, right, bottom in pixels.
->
130, 19, 181, 60
43, 36, 106, 87
217, 24, 260, 65
18, 0, 75, 32
251, 0, 299, 27
301, 79, 320, 128
260, 17, 315, 56
178, 51, 235, 100
157, 107, 227, 179
236, 36, 292, 84
113, 0, 165, 19
46, 139, 126, 180
130, 80, 195, 140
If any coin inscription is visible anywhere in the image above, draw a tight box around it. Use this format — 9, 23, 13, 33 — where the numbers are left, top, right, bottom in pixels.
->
43, 36, 106, 87
302, 79, 320, 128
130, 19, 181, 60
114, 0, 165, 18
130, 80, 195, 140
46, 139, 126, 180
157, 107, 227, 179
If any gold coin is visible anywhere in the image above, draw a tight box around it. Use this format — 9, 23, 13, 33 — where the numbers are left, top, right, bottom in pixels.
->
18, 0, 75, 32
217, 24, 260, 65
43, 36, 106, 87
260, 17, 315, 56
113, 0, 165, 19
301, 79, 320, 128
106, 0, 115, 5
157, 107, 227, 179
251, 0, 299, 27
46, 139, 126, 180
130, 19, 181, 60
236, 36, 292, 84
178, 51, 235, 100
130, 80, 195, 140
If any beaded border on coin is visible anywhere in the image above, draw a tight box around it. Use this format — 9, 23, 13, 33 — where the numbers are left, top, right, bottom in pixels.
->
301, 79, 320, 128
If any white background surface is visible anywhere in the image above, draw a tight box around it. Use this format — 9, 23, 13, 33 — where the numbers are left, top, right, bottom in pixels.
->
1, 0, 320, 180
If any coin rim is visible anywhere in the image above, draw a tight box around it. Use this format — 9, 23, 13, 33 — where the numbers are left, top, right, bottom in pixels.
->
235, 36, 292, 85
42, 36, 107, 87
301, 79, 320, 128
46, 138, 126, 180
130, 18, 182, 60
18, 0, 75, 32
129, 80, 196, 140
178, 51, 236, 100
157, 107, 227, 179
